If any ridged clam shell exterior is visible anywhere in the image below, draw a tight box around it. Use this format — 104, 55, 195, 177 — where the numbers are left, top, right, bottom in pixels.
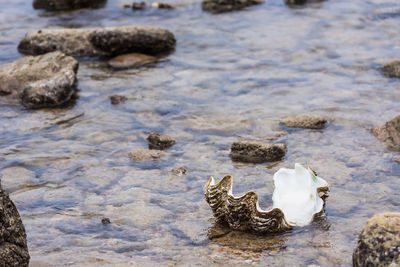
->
205, 175, 293, 233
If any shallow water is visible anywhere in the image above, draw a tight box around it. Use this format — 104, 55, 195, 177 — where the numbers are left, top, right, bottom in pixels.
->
0, 0, 400, 265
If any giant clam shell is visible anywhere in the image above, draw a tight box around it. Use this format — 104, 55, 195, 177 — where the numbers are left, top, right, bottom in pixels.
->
204, 163, 329, 233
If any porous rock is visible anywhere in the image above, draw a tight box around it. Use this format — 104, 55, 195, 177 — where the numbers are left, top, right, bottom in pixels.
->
0, 186, 30, 266
230, 141, 286, 163
382, 61, 400, 78
107, 53, 157, 69
0, 51, 78, 109
281, 114, 327, 129
372, 115, 400, 150
147, 132, 176, 150
353, 213, 400, 267
18, 26, 176, 57
33, 0, 107, 11
202, 0, 264, 13
130, 148, 164, 161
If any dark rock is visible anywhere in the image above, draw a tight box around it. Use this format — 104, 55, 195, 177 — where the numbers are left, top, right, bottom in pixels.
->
147, 132, 176, 150
33, 0, 107, 11
281, 114, 327, 129
152, 2, 174, 9
0, 186, 30, 266
18, 26, 176, 57
130, 149, 164, 161
132, 2, 146, 10
0, 52, 78, 109
382, 61, 400, 78
353, 213, 400, 267
372, 115, 400, 150
202, 0, 263, 13
110, 95, 128, 105
230, 141, 286, 163
101, 217, 111, 225
107, 53, 157, 70
284, 0, 325, 6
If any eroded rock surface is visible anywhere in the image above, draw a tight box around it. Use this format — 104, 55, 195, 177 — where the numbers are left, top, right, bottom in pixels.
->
281, 114, 327, 129
18, 26, 176, 57
353, 213, 400, 267
0, 186, 30, 267
372, 115, 400, 150
382, 61, 400, 78
230, 141, 286, 163
33, 0, 107, 11
202, 0, 263, 13
0, 51, 78, 109
130, 148, 164, 161
147, 132, 176, 150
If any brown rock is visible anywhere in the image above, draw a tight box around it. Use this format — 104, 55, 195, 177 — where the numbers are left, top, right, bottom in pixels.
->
281, 114, 327, 129
130, 148, 164, 161
132, 2, 146, 10
0, 51, 78, 109
382, 61, 400, 78
101, 217, 111, 225
110, 95, 127, 105
152, 2, 174, 9
202, 0, 264, 13
171, 166, 187, 176
230, 141, 286, 163
0, 186, 30, 266
18, 26, 176, 57
147, 132, 176, 150
107, 53, 157, 70
372, 115, 400, 150
33, 0, 106, 11
353, 213, 400, 267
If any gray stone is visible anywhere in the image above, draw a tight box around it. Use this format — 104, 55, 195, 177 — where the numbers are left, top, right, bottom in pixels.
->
107, 53, 157, 70
0, 52, 78, 109
353, 213, 400, 267
382, 61, 400, 78
230, 141, 286, 163
281, 114, 327, 129
0, 186, 30, 267
33, 0, 107, 11
130, 148, 164, 161
202, 0, 264, 13
372, 115, 400, 150
18, 26, 176, 57
147, 132, 176, 150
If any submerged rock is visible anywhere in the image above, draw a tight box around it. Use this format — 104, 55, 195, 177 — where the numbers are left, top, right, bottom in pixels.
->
372, 115, 400, 150
132, 2, 146, 10
147, 132, 176, 150
202, 0, 264, 13
230, 141, 286, 163
110, 95, 128, 105
171, 166, 187, 176
107, 53, 157, 69
130, 148, 164, 161
18, 26, 176, 57
101, 217, 111, 225
353, 213, 400, 267
33, 0, 107, 11
0, 51, 78, 109
281, 114, 327, 129
382, 61, 400, 78
0, 186, 30, 266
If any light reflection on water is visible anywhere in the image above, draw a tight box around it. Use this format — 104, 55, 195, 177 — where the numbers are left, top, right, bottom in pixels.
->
0, 0, 400, 265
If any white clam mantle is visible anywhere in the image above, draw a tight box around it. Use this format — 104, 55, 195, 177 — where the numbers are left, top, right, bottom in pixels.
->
272, 163, 328, 226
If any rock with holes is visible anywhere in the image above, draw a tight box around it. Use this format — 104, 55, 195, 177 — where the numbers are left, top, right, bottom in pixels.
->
18, 26, 176, 57
281, 114, 327, 129
33, 0, 107, 11
147, 132, 176, 150
372, 115, 400, 150
0, 185, 30, 266
230, 141, 286, 163
353, 213, 400, 267
202, 0, 263, 13
0, 51, 78, 109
